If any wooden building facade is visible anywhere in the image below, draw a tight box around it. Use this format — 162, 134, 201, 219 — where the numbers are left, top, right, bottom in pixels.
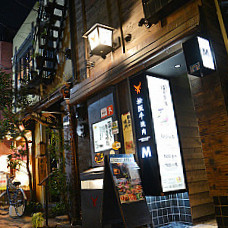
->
68, 0, 228, 226
11, 0, 228, 226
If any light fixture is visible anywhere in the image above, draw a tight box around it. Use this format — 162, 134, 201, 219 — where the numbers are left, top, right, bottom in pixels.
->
174, 64, 181, 68
83, 23, 115, 59
183, 36, 216, 77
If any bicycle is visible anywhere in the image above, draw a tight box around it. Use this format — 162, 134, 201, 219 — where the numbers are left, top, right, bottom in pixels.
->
0, 171, 27, 217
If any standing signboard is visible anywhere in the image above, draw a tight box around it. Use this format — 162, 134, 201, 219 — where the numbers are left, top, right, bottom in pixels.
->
102, 154, 152, 227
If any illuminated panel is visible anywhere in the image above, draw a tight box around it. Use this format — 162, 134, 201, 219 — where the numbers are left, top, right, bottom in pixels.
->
197, 37, 215, 70
147, 76, 186, 192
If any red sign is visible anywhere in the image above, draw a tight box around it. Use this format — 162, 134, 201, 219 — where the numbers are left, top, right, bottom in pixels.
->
101, 105, 113, 118
107, 105, 113, 116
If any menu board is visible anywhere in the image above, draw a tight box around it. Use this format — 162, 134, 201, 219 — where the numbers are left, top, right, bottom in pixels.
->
92, 117, 114, 152
147, 76, 186, 192
109, 154, 144, 204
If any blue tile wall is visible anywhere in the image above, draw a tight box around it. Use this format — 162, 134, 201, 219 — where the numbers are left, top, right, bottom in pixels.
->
146, 192, 192, 227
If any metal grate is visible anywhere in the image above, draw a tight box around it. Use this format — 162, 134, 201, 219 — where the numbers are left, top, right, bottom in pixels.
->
142, 0, 191, 25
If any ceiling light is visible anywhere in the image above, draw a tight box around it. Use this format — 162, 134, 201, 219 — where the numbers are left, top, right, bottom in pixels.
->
174, 64, 181, 68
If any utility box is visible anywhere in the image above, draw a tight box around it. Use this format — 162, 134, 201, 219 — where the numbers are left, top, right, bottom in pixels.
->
80, 167, 104, 228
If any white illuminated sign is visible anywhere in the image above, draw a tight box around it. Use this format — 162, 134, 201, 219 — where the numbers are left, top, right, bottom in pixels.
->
197, 37, 215, 70
142, 146, 152, 158
92, 117, 114, 152
147, 76, 186, 192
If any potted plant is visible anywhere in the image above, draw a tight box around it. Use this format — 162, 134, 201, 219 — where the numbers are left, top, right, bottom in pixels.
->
32, 212, 44, 228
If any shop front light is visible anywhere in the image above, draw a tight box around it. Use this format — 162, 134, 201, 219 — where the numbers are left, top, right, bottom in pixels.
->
83, 23, 115, 59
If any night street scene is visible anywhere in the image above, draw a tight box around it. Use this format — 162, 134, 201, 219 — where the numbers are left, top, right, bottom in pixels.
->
0, 0, 228, 227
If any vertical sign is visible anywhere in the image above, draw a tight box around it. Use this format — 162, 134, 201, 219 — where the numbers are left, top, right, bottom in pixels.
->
121, 112, 135, 154
147, 76, 186, 192
130, 75, 162, 195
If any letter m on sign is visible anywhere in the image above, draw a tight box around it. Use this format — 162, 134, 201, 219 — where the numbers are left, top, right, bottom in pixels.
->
142, 146, 152, 158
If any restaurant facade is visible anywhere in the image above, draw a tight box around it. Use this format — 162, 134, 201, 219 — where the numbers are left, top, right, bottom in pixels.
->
10, 0, 228, 227
68, 0, 228, 227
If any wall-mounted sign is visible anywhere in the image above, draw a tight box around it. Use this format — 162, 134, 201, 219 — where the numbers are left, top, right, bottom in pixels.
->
121, 112, 135, 154
101, 105, 114, 119
94, 152, 104, 164
112, 141, 121, 150
147, 76, 186, 192
92, 117, 114, 153
38, 157, 47, 185
183, 36, 216, 77
131, 80, 153, 158
112, 121, 119, 135
88, 88, 117, 167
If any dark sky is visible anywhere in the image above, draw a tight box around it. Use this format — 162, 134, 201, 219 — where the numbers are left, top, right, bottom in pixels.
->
0, 0, 37, 42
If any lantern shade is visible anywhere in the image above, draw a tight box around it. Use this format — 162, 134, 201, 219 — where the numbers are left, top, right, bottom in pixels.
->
83, 23, 114, 57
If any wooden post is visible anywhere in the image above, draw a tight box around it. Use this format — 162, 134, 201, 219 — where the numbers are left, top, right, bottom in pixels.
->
64, 98, 81, 225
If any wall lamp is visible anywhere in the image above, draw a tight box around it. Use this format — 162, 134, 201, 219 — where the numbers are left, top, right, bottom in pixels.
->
83, 23, 120, 59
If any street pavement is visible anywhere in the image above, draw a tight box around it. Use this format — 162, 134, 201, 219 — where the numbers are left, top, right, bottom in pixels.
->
0, 213, 218, 228
0, 213, 72, 228
0, 213, 31, 228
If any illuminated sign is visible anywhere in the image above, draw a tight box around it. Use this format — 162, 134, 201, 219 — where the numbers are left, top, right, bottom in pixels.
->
133, 83, 152, 158
92, 117, 114, 153
130, 74, 186, 194
147, 76, 186, 192
183, 36, 216, 77
197, 37, 215, 70
130, 75, 162, 195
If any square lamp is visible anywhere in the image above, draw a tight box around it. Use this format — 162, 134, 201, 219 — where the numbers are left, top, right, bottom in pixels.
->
83, 23, 114, 58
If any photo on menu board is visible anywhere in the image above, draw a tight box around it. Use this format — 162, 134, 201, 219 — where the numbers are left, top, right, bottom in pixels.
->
109, 154, 144, 204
